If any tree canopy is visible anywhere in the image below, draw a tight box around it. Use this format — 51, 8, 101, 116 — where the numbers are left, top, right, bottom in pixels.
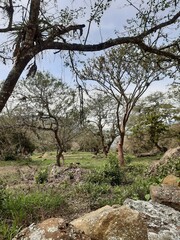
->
0, 0, 179, 112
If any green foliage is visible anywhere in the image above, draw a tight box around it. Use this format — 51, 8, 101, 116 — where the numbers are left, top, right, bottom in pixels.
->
121, 178, 155, 201
86, 154, 125, 186
125, 154, 135, 164
0, 124, 35, 161
35, 168, 48, 184
150, 157, 180, 178
128, 91, 179, 153
103, 154, 124, 186
0, 188, 66, 239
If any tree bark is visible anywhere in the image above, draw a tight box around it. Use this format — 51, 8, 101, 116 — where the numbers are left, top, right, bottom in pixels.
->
56, 150, 64, 167
118, 125, 125, 166
117, 138, 125, 166
0, 55, 33, 112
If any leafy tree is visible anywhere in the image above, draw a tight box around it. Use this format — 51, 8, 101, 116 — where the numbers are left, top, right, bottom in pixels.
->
15, 71, 79, 166
0, 0, 179, 112
81, 45, 172, 165
0, 115, 35, 160
129, 91, 179, 153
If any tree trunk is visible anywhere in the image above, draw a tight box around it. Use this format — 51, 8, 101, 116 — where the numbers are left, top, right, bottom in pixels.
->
117, 140, 125, 166
0, 56, 32, 112
117, 126, 125, 166
56, 150, 64, 167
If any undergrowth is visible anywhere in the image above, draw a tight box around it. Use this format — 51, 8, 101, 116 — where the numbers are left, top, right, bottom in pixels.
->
0, 152, 179, 239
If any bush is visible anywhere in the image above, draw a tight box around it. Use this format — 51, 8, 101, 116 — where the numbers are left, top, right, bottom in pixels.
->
156, 157, 180, 178
35, 168, 48, 184
103, 154, 124, 186
86, 154, 125, 186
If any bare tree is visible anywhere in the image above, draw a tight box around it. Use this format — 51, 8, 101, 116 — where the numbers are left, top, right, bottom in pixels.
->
0, 0, 179, 112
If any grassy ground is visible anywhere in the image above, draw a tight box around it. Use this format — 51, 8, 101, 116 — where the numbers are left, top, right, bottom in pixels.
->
0, 151, 165, 240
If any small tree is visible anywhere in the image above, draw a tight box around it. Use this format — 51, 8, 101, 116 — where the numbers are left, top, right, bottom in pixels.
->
15, 72, 79, 166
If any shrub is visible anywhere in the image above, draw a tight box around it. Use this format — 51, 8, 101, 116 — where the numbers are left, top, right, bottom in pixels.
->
103, 154, 125, 186
35, 168, 48, 184
156, 157, 180, 177
86, 154, 125, 186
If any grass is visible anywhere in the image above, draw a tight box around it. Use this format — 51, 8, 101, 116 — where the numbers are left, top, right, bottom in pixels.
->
31, 151, 108, 169
0, 150, 176, 239
0, 187, 67, 240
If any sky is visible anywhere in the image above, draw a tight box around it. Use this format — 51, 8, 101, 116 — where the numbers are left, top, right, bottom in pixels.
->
0, 0, 177, 95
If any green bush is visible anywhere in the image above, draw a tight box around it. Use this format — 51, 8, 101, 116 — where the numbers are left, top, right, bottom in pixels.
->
103, 154, 125, 186
86, 154, 125, 186
35, 168, 48, 184
125, 154, 135, 164
156, 157, 180, 177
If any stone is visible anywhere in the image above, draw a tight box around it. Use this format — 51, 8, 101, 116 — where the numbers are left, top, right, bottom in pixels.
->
162, 174, 180, 187
71, 205, 148, 240
147, 147, 180, 176
124, 198, 180, 240
150, 184, 180, 211
160, 147, 180, 163
13, 217, 91, 240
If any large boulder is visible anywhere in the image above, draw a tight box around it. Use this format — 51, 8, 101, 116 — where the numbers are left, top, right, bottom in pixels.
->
150, 174, 180, 211
13, 218, 91, 240
150, 184, 180, 211
147, 147, 180, 176
71, 205, 148, 240
124, 199, 180, 240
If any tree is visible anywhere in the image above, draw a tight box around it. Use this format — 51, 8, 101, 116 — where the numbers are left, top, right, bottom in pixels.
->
15, 71, 79, 166
86, 93, 118, 156
129, 91, 179, 153
0, 114, 35, 160
81, 44, 174, 165
0, 0, 179, 112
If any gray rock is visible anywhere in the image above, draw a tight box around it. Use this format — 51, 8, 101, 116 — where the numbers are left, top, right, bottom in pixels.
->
124, 199, 180, 240
150, 184, 180, 211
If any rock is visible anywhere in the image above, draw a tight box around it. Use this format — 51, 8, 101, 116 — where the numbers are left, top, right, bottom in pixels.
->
49, 165, 88, 184
71, 205, 148, 240
150, 184, 180, 211
124, 198, 180, 240
13, 218, 91, 240
147, 147, 180, 176
162, 174, 180, 187
160, 147, 180, 162
49, 165, 62, 179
